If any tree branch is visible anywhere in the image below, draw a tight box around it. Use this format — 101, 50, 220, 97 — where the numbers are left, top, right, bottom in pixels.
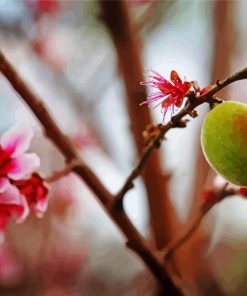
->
44, 159, 80, 183
115, 67, 247, 204
1, 49, 247, 296
164, 184, 236, 261
0, 50, 182, 295
99, 0, 177, 249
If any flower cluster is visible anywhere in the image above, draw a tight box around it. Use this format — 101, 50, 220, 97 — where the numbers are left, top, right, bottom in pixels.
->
0, 125, 48, 232
141, 70, 192, 122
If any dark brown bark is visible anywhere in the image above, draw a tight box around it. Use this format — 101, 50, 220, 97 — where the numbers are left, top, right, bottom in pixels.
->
99, 0, 176, 249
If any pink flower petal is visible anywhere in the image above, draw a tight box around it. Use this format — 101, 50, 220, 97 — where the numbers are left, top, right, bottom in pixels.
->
13, 195, 29, 223
0, 124, 33, 158
0, 244, 22, 283
0, 185, 30, 228
0, 185, 21, 205
34, 198, 48, 218
7, 153, 40, 180
0, 178, 10, 193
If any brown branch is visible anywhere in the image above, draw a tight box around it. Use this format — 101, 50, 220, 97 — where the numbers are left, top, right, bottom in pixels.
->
0, 50, 182, 295
164, 184, 236, 261
44, 159, 81, 183
99, 0, 177, 249
115, 66, 247, 204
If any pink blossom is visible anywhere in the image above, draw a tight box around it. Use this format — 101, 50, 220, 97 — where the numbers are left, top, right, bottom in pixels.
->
13, 173, 48, 218
0, 244, 23, 285
0, 124, 40, 193
0, 185, 29, 231
141, 70, 191, 122
72, 126, 99, 151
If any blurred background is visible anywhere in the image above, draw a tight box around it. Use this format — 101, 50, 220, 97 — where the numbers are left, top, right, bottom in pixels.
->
0, 0, 247, 295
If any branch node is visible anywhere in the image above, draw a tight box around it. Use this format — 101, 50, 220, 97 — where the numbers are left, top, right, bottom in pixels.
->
187, 92, 196, 104
114, 198, 124, 212
164, 249, 173, 261
188, 110, 198, 118
173, 119, 188, 128
216, 79, 223, 86
154, 138, 161, 149
45, 158, 80, 183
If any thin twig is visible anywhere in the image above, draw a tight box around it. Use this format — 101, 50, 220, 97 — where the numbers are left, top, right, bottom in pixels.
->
45, 159, 81, 183
164, 184, 236, 261
115, 67, 247, 204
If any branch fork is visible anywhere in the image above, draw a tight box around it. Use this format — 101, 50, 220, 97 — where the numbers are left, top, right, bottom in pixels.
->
1, 48, 247, 294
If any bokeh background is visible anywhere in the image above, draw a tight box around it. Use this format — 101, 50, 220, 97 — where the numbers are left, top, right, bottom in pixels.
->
0, 0, 247, 295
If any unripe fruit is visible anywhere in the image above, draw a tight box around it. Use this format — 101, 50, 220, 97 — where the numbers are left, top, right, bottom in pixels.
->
201, 101, 247, 186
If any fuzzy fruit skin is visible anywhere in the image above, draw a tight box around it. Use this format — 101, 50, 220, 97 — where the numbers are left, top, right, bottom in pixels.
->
201, 101, 247, 186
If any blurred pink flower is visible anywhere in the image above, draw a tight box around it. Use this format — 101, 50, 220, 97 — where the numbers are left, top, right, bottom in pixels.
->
36, 0, 60, 14
141, 70, 191, 122
0, 185, 29, 230
0, 244, 23, 285
26, 0, 60, 16
71, 125, 99, 151
13, 173, 48, 218
0, 124, 40, 193
6, 174, 88, 290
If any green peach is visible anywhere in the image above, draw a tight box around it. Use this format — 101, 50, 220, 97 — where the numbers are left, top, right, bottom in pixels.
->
201, 101, 247, 186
